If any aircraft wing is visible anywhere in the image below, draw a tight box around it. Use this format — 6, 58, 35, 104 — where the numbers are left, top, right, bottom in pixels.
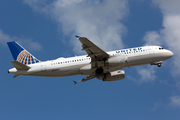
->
76, 36, 109, 62
73, 75, 96, 85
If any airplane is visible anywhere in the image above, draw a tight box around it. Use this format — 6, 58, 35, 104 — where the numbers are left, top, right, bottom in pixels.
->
7, 36, 173, 84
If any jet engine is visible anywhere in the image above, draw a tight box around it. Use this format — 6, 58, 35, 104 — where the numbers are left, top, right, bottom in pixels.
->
150, 61, 162, 67
103, 70, 125, 81
105, 55, 127, 66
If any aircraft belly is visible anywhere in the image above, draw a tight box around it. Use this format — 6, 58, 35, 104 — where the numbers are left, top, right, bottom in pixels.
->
54, 66, 81, 76
31, 64, 86, 77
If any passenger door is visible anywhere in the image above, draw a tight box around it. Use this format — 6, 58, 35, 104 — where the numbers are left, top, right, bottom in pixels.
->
41, 62, 46, 71
148, 46, 154, 54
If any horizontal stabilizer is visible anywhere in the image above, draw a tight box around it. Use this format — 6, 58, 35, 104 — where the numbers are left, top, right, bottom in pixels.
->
11, 61, 30, 70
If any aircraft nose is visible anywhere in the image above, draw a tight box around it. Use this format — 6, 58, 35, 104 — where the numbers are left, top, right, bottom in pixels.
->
170, 51, 173, 57
167, 51, 173, 58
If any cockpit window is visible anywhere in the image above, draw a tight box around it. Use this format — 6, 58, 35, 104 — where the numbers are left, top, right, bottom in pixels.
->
159, 47, 164, 50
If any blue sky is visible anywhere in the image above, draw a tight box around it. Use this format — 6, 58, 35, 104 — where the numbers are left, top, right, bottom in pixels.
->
1, 0, 180, 120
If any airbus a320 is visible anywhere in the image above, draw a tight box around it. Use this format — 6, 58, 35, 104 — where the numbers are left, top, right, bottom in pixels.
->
7, 36, 173, 84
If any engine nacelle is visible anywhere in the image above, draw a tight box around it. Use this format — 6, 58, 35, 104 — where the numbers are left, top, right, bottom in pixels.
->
103, 70, 125, 81
150, 61, 162, 65
106, 55, 127, 66
150, 61, 162, 67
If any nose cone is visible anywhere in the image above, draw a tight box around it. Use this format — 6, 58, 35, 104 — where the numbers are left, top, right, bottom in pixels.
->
166, 51, 173, 59
168, 51, 173, 58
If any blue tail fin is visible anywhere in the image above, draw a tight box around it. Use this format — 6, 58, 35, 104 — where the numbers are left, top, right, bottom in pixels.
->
7, 41, 40, 65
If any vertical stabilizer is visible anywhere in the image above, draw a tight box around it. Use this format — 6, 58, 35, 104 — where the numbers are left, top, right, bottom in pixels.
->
7, 41, 40, 65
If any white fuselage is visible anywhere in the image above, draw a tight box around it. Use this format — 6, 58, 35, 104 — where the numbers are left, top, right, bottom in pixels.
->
8, 46, 173, 77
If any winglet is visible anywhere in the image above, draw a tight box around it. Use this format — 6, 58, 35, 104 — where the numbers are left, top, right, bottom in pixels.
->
73, 81, 77, 85
75, 35, 80, 38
